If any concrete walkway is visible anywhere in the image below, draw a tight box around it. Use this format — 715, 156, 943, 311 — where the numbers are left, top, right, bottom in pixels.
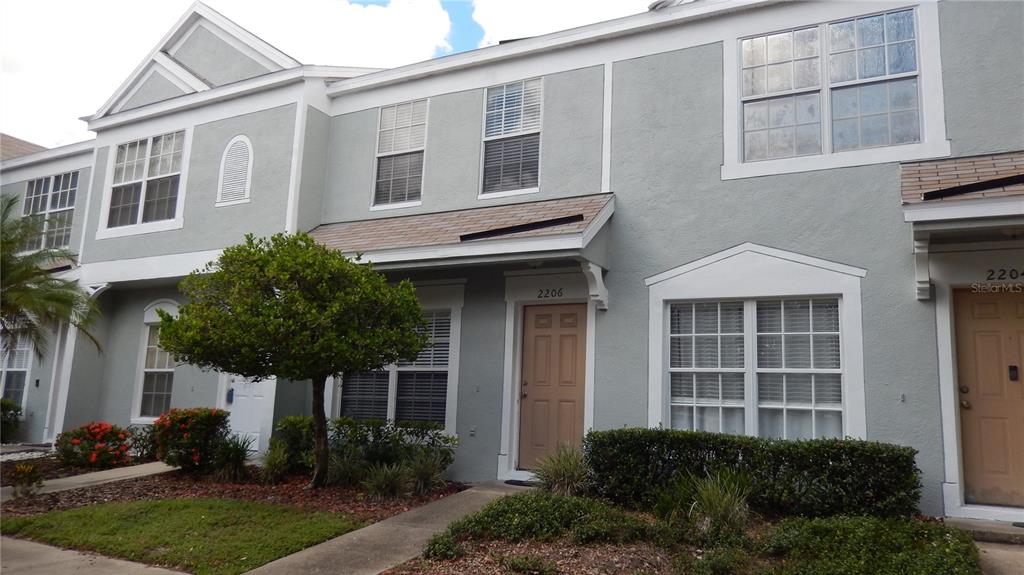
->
244, 481, 526, 575
977, 541, 1024, 575
1, 462, 174, 503
0, 537, 182, 574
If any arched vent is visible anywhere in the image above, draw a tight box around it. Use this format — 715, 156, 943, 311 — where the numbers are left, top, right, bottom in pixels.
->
217, 136, 252, 205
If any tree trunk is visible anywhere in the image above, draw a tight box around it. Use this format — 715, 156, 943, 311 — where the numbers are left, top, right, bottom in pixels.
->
308, 374, 330, 489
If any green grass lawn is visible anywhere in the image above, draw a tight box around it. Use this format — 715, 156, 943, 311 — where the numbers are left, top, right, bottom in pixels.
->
1, 498, 361, 575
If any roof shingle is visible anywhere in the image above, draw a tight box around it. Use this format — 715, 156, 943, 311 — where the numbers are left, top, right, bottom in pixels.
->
900, 151, 1024, 203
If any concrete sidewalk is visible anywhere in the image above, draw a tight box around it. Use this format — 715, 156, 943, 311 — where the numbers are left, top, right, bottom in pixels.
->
0, 537, 182, 574
977, 541, 1024, 575
1, 462, 174, 503
244, 481, 526, 575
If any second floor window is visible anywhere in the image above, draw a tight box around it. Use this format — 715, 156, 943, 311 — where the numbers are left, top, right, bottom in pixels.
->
740, 8, 918, 162
482, 78, 542, 195
22, 171, 78, 250
108, 130, 184, 227
374, 100, 427, 207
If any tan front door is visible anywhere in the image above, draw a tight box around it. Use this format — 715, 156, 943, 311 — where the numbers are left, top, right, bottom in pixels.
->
518, 304, 587, 470
954, 288, 1024, 507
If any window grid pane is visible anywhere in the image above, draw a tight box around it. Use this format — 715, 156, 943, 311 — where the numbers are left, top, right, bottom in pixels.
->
484, 79, 542, 138
340, 371, 389, 420
141, 175, 180, 223
482, 133, 540, 194
742, 26, 820, 98
374, 152, 424, 206
108, 183, 142, 227
669, 302, 745, 435
396, 371, 447, 425
756, 298, 842, 440
377, 100, 428, 155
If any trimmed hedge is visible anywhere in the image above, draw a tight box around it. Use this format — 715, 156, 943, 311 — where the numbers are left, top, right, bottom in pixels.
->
583, 428, 921, 517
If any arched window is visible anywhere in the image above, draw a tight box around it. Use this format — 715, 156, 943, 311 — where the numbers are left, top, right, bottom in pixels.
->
134, 300, 179, 421
216, 135, 252, 206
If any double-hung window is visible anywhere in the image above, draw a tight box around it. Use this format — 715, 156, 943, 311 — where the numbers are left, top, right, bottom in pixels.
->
374, 100, 427, 207
108, 130, 185, 228
139, 325, 174, 418
481, 78, 542, 195
341, 310, 452, 426
0, 334, 31, 409
21, 171, 78, 250
740, 8, 919, 162
669, 297, 844, 440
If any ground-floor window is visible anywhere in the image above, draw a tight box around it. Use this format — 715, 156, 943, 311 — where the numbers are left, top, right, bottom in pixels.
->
341, 309, 452, 426
139, 324, 174, 418
1, 333, 32, 408
668, 297, 843, 439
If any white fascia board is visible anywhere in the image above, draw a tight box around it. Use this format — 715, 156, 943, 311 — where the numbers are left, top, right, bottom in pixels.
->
353, 234, 585, 266
326, 0, 772, 98
645, 242, 867, 286
152, 52, 210, 92
902, 195, 1024, 222
369, 250, 585, 271
0, 139, 95, 172
80, 249, 222, 285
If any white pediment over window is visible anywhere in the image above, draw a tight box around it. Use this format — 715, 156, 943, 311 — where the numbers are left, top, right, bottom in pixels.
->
645, 242, 867, 300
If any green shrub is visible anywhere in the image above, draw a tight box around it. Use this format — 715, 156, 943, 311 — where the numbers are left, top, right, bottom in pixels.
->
273, 415, 315, 470
327, 452, 365, 487
9, 462, 43, 498
153, 408, 229, 474
584, 428, 921, 517
533, 444, 587, 496
261, 438, 290, 485
423, 531, 464, 560
214, 434, 253, 483
55, 422, 133, 468
446, 492, 651, 544
501, 553, 557, 575
657, 469, 752, 546
126, 424, 158, 462
1, 398, 22, 441
407, 451, 447, 496
762, 516, 980, 575
697, 547, 751, 575
362, 463, 409, 500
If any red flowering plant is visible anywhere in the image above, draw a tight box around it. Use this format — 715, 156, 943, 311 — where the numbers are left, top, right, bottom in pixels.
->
153, 407, 230, 475
55, 421, 133, 468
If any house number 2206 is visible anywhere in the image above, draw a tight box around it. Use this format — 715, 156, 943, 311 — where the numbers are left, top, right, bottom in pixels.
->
537, 288, 564, 299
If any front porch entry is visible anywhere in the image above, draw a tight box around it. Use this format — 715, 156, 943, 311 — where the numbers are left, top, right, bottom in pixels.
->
218, 374, 276, 453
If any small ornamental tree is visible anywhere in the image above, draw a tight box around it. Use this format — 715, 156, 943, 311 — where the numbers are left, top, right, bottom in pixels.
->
157, 233, 425, 487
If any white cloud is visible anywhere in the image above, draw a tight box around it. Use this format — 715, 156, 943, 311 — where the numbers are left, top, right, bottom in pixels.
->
471, 0, 652, 47
0, 0, 452, 148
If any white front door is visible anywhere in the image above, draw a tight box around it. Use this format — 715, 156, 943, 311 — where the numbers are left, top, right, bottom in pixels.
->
222, 374, 276, 454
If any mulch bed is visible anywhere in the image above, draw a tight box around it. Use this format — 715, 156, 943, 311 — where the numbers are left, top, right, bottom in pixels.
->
0, 455, 101, 487
385, 540, 678, 575
2, 469, 466, 523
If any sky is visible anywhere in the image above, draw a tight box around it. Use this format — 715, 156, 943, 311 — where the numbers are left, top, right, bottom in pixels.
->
0, 0, 653, 149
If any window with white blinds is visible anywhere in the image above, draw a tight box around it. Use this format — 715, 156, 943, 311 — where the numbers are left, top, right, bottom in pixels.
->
1, 333, 32, 408
342, 310, 452, 426
108, 130, 184, 228
217, 136, 252, 205
374, 100, 427, 206
740, 8, 920, 162
667, 298, 844, 439
21, 171, 78, 250
139, 325, 174, 418
481, 79, 542, 195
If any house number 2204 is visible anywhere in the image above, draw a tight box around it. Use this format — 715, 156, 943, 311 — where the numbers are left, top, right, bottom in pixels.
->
986, 268, 1024, 280
537, 288, 564, 299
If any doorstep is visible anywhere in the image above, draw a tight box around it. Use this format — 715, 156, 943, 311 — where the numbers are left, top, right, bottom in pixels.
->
944, 517, 1024, 545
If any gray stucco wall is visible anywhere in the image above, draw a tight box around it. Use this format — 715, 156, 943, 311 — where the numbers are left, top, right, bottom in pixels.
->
83, 104, 295, 263
63, 284, 219, 430
322, 66, 605, 224
121, 72, 188, 111
171, 25, 271, 87
297, 106, 329, 233
939, 0, 1024, 156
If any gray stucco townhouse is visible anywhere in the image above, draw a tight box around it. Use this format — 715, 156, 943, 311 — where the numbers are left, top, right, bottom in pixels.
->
1, 0, 1022, 522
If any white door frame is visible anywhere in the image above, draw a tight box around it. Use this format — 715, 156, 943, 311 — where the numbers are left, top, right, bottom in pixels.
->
930, 246, 1024, 521
498, 268, 596, 481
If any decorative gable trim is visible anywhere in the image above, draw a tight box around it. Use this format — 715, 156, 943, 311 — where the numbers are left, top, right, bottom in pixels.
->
91, 1, 300, 121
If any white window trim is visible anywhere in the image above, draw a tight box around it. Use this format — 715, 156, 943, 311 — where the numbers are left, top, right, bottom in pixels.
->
131, 299, 179, 424
478, 78, 544, 199
369, 99, 430, 210
95, 127, 193, 240
215, 135, 253, 207
646, 243, 867, 439
722, 1, 949, 180
1, 335, 34, 416
334, 281, 463, 435
21, 171, 79, 250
